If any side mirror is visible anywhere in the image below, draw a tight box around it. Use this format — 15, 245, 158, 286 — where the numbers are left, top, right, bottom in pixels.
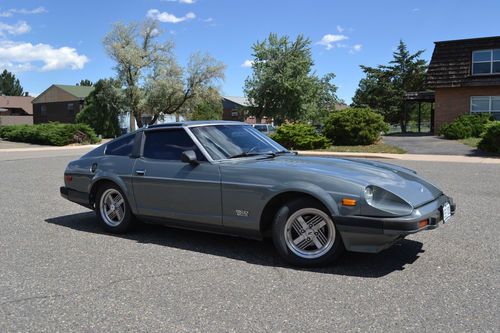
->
181, 150, 199, 165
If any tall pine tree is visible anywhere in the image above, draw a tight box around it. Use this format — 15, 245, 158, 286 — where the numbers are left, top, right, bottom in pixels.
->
0, 69, 24, 96
352, 40, 427, 132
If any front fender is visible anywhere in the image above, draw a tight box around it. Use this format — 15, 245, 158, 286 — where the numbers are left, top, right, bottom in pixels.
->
271, 181, 340, 217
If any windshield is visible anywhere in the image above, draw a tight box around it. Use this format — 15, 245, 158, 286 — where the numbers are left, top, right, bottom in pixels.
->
189, 124, 287, 160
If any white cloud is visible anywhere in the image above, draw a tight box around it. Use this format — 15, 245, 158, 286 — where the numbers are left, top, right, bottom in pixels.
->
0, 40, 89, 72
336, 25, 344, 33
317, 34, 348, 50
241, 59, 253, 68
349, 44, 363, 54
203, 17, 214, 23
147, 9, 196, 23
412, 8, 420, 12
0, 6, 47, 17
0, 21, 31, 35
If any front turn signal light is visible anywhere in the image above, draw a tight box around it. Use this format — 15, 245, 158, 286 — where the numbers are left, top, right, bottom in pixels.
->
342, 198, 357, 206
419, 219, 429, 229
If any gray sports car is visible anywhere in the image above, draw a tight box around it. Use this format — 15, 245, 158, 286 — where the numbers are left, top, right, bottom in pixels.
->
60, 121, 456, 266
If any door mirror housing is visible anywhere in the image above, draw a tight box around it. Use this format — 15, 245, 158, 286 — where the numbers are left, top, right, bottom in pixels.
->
181, 150, 199, 165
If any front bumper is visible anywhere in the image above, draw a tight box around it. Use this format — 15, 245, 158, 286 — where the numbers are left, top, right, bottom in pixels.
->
335, 195, 456, 253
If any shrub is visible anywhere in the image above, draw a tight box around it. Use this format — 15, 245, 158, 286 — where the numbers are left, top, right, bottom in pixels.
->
323, 107, 389, 145
270, 123, 331, 150
439, 114, 493, 139
438, 122, 472, 140
0, 122, 100, 146
478, 121, 500, 153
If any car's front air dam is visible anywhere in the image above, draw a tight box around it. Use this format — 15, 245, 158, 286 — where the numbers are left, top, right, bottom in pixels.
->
334, 195, 455, 253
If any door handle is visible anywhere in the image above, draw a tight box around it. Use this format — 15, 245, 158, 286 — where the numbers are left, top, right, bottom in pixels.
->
135, 169, 146, 176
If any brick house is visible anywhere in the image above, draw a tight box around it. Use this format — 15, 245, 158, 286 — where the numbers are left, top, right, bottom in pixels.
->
425, 36, 500, 132
0, 95, 33, 125
32, 84, 94, 124
222, 96, 271, 124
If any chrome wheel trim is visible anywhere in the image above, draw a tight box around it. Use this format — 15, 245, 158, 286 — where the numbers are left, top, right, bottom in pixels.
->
99, 188, 126, 227
284, 208, 335, 259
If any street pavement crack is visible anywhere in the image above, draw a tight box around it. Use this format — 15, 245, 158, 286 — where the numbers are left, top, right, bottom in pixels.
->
0, 265, 224, 307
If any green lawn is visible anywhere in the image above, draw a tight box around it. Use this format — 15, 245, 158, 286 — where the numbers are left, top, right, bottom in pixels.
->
319, 142, 406, 154
458, 137, 481, 148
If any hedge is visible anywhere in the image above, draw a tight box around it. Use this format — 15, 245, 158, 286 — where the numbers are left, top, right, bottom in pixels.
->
0, 123, 101, 146
478, 121, 500, 154
439, 114, 493, 140
270, 123, 331, 150
323, 108, 389, 145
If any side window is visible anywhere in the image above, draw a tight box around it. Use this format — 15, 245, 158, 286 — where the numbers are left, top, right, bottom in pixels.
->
106, 134, 135, 156
143, 129, 205, 161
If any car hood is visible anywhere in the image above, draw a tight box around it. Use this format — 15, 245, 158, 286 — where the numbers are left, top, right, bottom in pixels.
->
248, 155, 443, 208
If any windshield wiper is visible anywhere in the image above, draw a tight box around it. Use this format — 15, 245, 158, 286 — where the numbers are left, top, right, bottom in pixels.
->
228, 152, 262, 159
228, 150, 291, 159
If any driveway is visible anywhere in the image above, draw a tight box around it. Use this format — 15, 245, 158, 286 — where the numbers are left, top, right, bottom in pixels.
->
383, 135, 479, 155
0, 148, 498, 332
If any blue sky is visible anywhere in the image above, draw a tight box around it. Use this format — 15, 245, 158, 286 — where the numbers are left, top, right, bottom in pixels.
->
1, 0, 499, 103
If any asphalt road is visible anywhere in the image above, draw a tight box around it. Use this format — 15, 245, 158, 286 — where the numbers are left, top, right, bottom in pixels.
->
0, 149, 498, 332
382, 135, 478, 156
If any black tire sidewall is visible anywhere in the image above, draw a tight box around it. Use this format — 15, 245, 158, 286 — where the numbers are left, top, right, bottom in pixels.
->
272, 198, 344, 267
96, 183, 134, 234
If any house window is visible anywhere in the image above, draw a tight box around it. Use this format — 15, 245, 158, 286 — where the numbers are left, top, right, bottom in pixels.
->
40, 105, 47, 117
67, 103, 74, 111
472, 49, 500, 75
231, 111, 239, 117
470, 96, 500, 113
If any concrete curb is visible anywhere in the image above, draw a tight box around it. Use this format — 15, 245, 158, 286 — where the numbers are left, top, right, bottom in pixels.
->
0, 144, 102, 153
1, 144, 498, 164
297, 150, 500, 164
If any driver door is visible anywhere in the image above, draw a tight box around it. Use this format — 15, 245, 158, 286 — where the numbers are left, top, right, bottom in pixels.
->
131, 128, 222, 226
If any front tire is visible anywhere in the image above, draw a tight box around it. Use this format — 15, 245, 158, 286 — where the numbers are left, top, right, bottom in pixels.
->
272, 198, 344, 267
96, 183, 134, 233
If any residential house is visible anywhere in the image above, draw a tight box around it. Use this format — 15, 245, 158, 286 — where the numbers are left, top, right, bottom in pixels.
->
0, 95, 33, 125
425, 36, 500, 132
32, 84, 94, 124
222, 96, 272, 124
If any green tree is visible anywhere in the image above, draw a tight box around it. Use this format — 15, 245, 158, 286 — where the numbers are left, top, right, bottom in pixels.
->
142, 52, 225, 124
185, 88, 223, 121
77, 79, 93, 86
0, 69, 24, 96
244, 33, 339, 124
76, 79, 123, 138
304, 73, 341, 125
352, 40, 427, 132
104, 19, 225, 129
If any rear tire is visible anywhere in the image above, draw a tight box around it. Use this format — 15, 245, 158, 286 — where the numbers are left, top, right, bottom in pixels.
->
95, 183, 134, 233
272, 198, 344, 267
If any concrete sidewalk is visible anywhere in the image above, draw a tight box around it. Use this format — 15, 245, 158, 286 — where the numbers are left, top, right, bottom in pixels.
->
0, 143, 103, 153
0, 142, 498, 164
297, 150, 500, 164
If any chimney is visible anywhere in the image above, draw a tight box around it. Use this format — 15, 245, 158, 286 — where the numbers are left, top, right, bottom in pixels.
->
24, 92, 29, 97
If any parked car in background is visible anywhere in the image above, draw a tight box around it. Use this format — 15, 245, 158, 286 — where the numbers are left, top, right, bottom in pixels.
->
60, 121, 455, 267
252, 123, 276, 135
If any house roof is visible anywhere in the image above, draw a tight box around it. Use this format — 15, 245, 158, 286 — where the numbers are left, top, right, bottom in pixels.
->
32, 84, 95, 104
223, 96, 250, 107
0, 96, 34, 115
425, 36, 500, 89
54, 84, 94, 99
